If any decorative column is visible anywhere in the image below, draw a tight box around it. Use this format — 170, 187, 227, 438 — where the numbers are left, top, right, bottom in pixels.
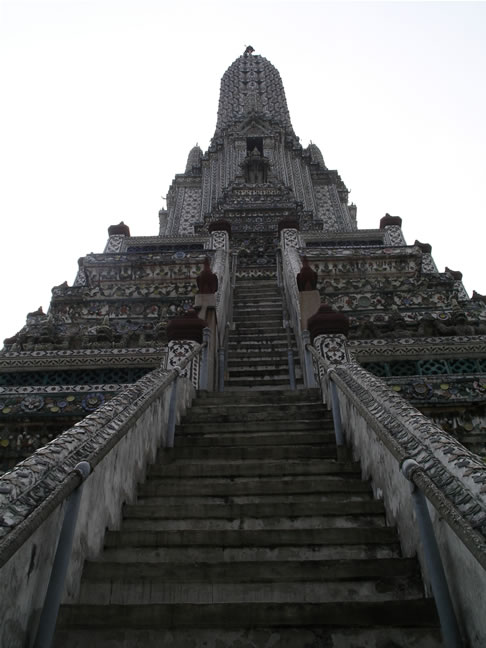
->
380, 213, 406, 246
296, 256, 320, 331
103, 222, 131, 253
278, 219, 302, 313
308, 304, 350, 379
208, 220, 231, 252
194, 257, 219, 390
166, 310, 208, 387
414, 240, 438, 274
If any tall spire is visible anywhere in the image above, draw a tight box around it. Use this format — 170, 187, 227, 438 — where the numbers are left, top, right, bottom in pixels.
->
214, 53, 294, 137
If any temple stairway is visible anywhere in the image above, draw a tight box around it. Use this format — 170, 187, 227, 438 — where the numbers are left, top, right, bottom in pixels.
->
225, 278, 300, 390
54, 277, 441, 647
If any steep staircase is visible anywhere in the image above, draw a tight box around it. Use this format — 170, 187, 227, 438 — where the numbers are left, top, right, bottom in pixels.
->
226, 278, 300, 390
54, 277, 441, 647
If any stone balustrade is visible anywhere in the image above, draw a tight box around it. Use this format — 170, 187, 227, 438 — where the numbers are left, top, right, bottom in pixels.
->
0, 348, 199, 647
310, 333, 486, 646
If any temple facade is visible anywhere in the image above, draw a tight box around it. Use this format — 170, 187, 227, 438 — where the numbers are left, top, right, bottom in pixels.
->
1, 49, 485, 472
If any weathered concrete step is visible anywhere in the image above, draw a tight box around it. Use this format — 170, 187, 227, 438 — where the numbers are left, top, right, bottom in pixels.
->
77, 575, 424, 605
95, 541, 401, 565
227, 342, 296, 352
150, 459, 357, 478
183, 403, 325, 422
158, 445, 338, 462
141, 473, 366, 498
82, 557, 418, 584
137, 492, 376, 508
228, 344, 298, 352
230, 331, 288, 341
226, 367, 299, 379
192, 388, 319, 404
54, 625, 443, 648
175, 420, 333, 435
171, 430, 336, 446
232, 329, 286, 338
225, 358, 299, 369
120, 513, 385, 532
224, 377, 292, 388
224, 384, 302, 392
123, 499, 385, 520
56, 599, 439, 630
233, 303, 282, 312
233, 315, 282, 324
104, 526, 399, 549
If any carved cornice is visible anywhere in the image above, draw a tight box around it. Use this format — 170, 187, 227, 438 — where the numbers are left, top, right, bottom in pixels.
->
349, 336, 486, 361
0, 348, 166, 371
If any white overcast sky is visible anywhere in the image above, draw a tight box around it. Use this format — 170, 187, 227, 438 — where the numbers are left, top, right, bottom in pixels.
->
1, 0, 485, 344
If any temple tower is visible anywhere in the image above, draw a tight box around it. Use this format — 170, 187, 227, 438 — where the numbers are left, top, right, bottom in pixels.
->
1, 48, 486, 468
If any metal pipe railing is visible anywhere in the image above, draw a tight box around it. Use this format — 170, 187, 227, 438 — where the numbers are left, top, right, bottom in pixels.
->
217, 251, 237, 392
306, 343, 465, 646
34, 462, 91, 648
401, 459, 463, 648
302, 330, 317, 388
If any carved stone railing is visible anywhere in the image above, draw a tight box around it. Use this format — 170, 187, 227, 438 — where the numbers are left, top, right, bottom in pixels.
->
210, 230, 231, 346
0, 343, 202, 648
280, 227, 305, 365
309, 334, 486, 645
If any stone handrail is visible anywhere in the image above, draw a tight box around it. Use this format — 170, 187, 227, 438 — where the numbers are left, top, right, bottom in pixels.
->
308, 343, 486, 566
212, 246, 231, 344
0, 342, 201, 647
279, 231, 304, 362
308, 339, 486, 644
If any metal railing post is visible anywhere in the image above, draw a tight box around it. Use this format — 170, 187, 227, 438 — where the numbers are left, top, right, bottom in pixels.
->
401, 459, 463, 648
166, 373, 179, 448
218, 347, 225, 392
285, 321, 296, 391
34, 461, 91, 648
328, 375, 346, 459
199, 328, 211, 391
302, 331, 317, 388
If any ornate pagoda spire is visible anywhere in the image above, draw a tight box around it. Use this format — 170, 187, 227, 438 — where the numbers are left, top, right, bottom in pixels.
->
214, 53, 295, 137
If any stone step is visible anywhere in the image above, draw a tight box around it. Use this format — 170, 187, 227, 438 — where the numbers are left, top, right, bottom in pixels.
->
135, 491, 376, 508
233, 306, 281, 313
226, 352, 298, 363
229, 335, 288, 345
227, 367, 300, 379
104, 526, 400, 549
227, 343, 296, 352
228, 338, 290, 347
171, 430, 336, 446
224, 376, 292, 388
150, 458, 354, 478
156, 445, 338, 461
192, 388, 319, 404
123, 499, 386, 520
119, 513, 385, 532
82, 556, 418, 584
137, 475, 371, 497
56, 599, 439, 631
182, 402, 325, 421
175, 420, 333, 435
93, 540, 402, 564
233, 325, 285, 335
77, 574, 424, 605
54, 625, 442, 648
233, 314, 283, 322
